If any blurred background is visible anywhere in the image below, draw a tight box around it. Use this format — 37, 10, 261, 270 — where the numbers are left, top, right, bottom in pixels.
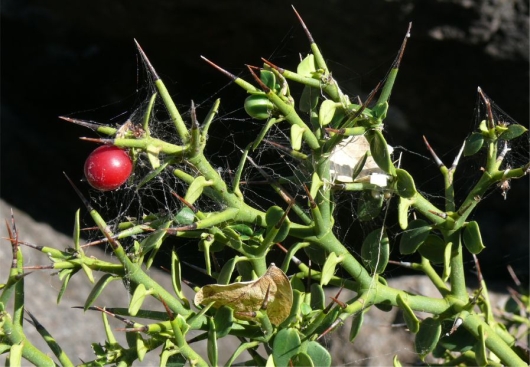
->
1, 0, 528, 283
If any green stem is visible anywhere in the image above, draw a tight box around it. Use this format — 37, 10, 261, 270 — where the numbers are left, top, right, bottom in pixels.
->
461, 310, 525, 366
170, 317, 208, 367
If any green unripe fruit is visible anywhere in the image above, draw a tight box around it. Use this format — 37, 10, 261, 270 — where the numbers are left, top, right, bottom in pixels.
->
244, 94, 275, 120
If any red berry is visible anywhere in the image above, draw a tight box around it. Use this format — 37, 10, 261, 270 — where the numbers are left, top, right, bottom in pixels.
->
84, 146, 133, 191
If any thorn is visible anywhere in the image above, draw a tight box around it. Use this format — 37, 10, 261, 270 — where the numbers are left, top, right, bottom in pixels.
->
79, 306, 136, 327
291, 6, 314, 44
182, 261, 210, 276
134, 39, 160, 80
303, 184, 316, 209
11, 240, 43, 251
276, 203, 293, 229
165, 223, 198, 234
24, 309, 43, 329
261, 284, 271, 310
246, 65, 270, 92
23, 265, 53, 270
306, 259, 312, 293
261, 57, 285, 73
393, 22, 412, 69
472, 254, 484, 284
160, 297, 175, 321
59, 116, 103, 130
388, 260, 413, 268
445, 317, 463, 337
477, 87, 495, 129
64, 172, 94, 211
423, 136, 444, 167
170, 191, 197, 212
329, 286, 346, 308
450, 140, 466, 171
506, 264, 521, 287
428, 210, 447, 219
201, 56, 237, 81
316, 317, 343, 340
79, 137, 114, 145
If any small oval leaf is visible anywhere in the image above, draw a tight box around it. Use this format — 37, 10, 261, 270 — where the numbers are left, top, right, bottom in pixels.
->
462, 221, 485, 254
273, 328, 301, 367
129, 283, 148, 317
395, 169, 417, 198
361, 228, 390, 274
84, 274, 119, 311
320, 252, 342, 286
366, 130, 395, 175
464, 132, 484, 157
499, 124, 527, 141
349, 311, 364, 342
357, 190, 384, 221
418, 234, 447, 264
306, 340, 331, 367
319, 100, 336, 126
415, 317, 442, 358
266, 206, 291, 243
290, 124, 305, 151
396, 293, 420, 333
399, 219, 431, 255
398, 197, 412, 230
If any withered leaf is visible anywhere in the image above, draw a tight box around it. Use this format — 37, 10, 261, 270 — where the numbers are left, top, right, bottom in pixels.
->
194, 264, 293, 325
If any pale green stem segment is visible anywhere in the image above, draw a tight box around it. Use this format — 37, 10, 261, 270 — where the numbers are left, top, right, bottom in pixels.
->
154, 79, 190, 143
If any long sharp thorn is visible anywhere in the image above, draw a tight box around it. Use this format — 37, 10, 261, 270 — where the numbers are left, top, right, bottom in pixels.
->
506, 264, 521, 287
291, 6, 314, 44
79, 137, 114, 144
64, 172, 94, 211
317, 317, 343, 341
261, 284, 271, 310
423, 136, 445, 168
201, 56, 238, 81
261, 57, 284, 73
59, 116, 102, 130
472, 254, 484, 284
246, 65, 270, 92
134, 39, 160, 81
170, 190, 197, 212
393, 22, 412, 69
160, 297, 175, 320
450, 140, 466, 171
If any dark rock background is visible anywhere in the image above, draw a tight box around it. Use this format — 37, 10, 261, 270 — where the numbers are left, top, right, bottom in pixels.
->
1, 1, 528, 284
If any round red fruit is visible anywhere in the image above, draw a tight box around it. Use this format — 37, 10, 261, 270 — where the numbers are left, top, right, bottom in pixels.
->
84, 146, 133, 191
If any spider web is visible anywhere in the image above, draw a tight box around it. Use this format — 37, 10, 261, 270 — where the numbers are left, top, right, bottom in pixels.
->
67, 34, 528, 365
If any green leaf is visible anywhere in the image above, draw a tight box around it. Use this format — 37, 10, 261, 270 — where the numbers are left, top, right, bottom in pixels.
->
361, 228, 390, 274
185, 176, 208, 205
415, 317, 441, 358
397, 197, 412, 230
418, 234, 446, 264
305, 340, 331, 367
260, 69, 277, 90
373, 101, 388, 120
299, 85, 319, 113
297, 54, 316, 77
57, 268, 78, 304
350, 152, 369, 181
273, 328, 301, 367
399, 219, 431, 255
349, 311, 364, 342
393, 355, 403, 367
319, 100, 336, 126
214, 306, 233, 338
207, 317, 218, 367
84, 274, 119, 311
475, 324, 488, 366
265, 206, 291, 243
499, 124, 527, 141
438, 319, 475, 353
217, 257, 238, 285
80, 262, 95, 283
396, 294, 420, 333
174, 207, 195, 225
290, 124, 305, 151
310, 283, 325, 310
320, 252, 342, 286
304, 243, 328, 266
136, 333, 148, 362
462, 221, 485, 254
73, 209, 81, 252
464, 132, 484, 156
9, 342, 23, 367
357, 190, 384, 221
144, 220, 172, 269
395, 169, 416, 198
366, 129, 395, 175
171, 251, 187, 303
129, 283, 148, 316
442, 241, 452, 281
292, 352, 314, 367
